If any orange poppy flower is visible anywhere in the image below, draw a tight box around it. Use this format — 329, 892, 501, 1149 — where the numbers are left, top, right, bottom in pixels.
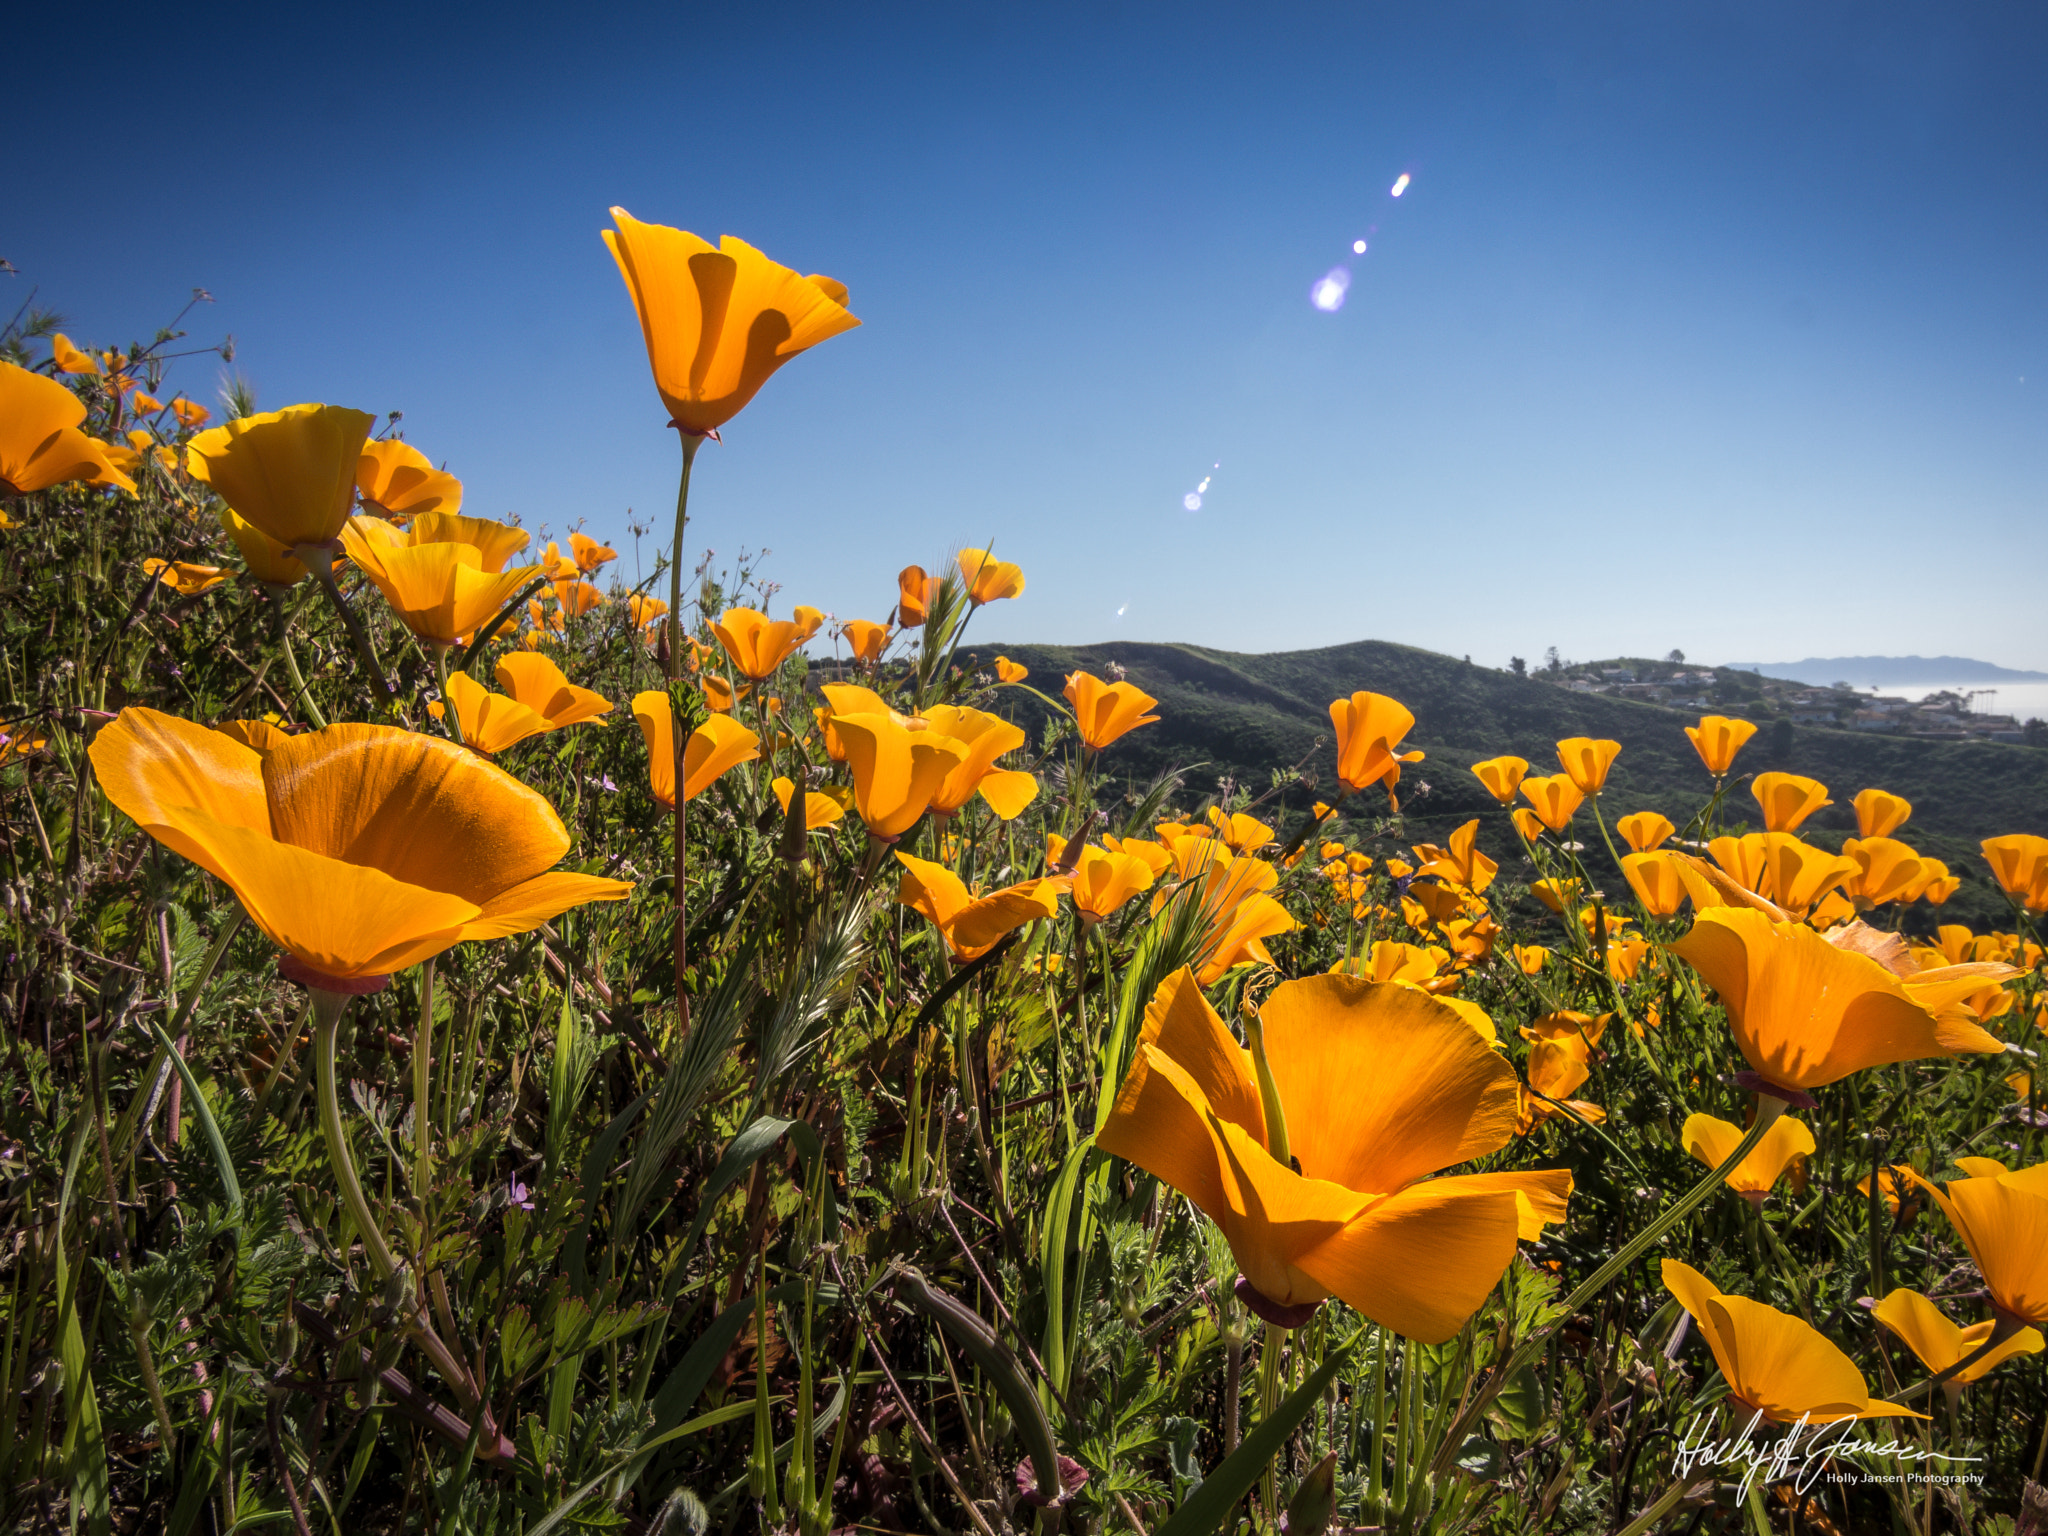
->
1661, 1261, 1921, 1424
1510, 808, 1547, 843
712, 606, 807, 680
628, 593, 669, 632
895, 852, 1064, 959
569, 530, 617, 572
341, 530, 541, 648
0, 360, 137, 496
1853, 788, 1912, 839
170, 398, 210, 428
1681, 1112, 1815, 1205
921, 704, 1037, 820
957, 548, 1025, 605
1469, 755, 1528, 805
443, 653, 613, 754
1871, 1289, 2041, 1388
1518, 774, 1584, 834
1616, 811, 1675, 853
1554, 737, 1620, 796
356, 439, 463, 522
1839, 837, 1925, 910
603, 208, 859, 436
142, 558, 229, 596
217, 507, 308, 588
1329, 692, 1422, 794
348, 511, 532, 574
994, 655, 1028, 684
1684, 715, 1757, 777
50, 334, 101, 375
1064, 842, 1157, 922
632, 691, 760, 806
1621, 851, 1689, 917
1750, 772, 1831, 833
1982, 834, 2048, 912
894, 565, 943, 627
1065, 671, 1160, 750
839, 619, 889, 663
88, 708, 629, 986
1899, 1159, 2048, 1328
1516, 1031, 1604, 1134
187, 405, 375, 550
1098, 970, 1572, 1340
1411, 819, 1496, 893
771, 775, 846, 832
828, 711, 968, 839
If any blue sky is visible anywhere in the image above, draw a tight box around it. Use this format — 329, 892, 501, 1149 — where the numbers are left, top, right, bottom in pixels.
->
12, 2, 2045, 670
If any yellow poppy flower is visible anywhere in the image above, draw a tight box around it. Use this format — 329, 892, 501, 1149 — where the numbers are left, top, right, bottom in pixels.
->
1103, 835, 1175, 878
1510, 808, 1547, 843
631, 691, 760, 806
1661, 1261, 1922, 1424
1518, 774, 1583, 833
170, 398, 210, 428
895, 564, 942, 627
1514, 943, 1550, 975
1209, 808, 1277, 854
1853, 788, 1912, 839
921, 704, 1037, 820
1329, 692, 1422, 794
356, 439, 462, 521
342, 532, 541, 648
1681, 1112, 1815, 1204
1529, 877, 1580, 914
1754, 834, 1858, 919
1066, 842, 1157, 922
1871, 1290, 2042, 1388
957, 548, 1025, 605
1098, 970, 1572, 1340
1839, 836, 1924, 910
1411, 819, 1496, 893
603, 208, 860, 437
836, 619, 888, 663
790, 604, 825, 641
142, 558, 229, 596
1616, 811, 1675, 853
1685, 714, 1757, 777
895, 852, 1064, 959
1750, 772, 1831, 833
131, 390, 164, 415
50, 334, 101, 375
0, 360, 138, 495
88, 707, 630, 986
553, 579, 606, 616
349, 510, 532, 574
994, 655, 1028, 684
444, 654, 613, 754
828, 711, 967, 839
218, 507, 308, 588
1671, 906, 2006, 1104
1901, 1160, 2048, 1328
712, 606, 807, 680
771, 775, 846, 831
1516, 1032, 1604, 1134
1707, 831, 1771, 892
1065, 671, 1160, 750
1621, 851, 1689, 917
569, 530, 616, 572
1554, 737, 1621, 796
186, 404, 375, 550
1469, 755, 1528, 805
1982, 834, 2048, 912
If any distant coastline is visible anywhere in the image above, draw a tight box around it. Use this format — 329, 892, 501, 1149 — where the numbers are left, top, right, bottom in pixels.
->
1718, 655, 2048, 687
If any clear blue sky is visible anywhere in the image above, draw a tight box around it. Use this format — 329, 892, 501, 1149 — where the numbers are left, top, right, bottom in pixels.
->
12, 2, 2045, 671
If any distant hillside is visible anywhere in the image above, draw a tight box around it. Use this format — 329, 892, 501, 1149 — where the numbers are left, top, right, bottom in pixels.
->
975, 638, 2048, 934
1720, 655, 2048, 687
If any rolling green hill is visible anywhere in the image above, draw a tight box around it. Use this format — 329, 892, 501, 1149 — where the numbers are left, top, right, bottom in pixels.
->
970, 638, 2048, 934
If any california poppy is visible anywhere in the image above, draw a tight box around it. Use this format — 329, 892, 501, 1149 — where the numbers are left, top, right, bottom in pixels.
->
628, 593, 669, 633
349, 510, 532, 574
1854, 788, 1912, 839
840, 619, 889, 663
170, 398, 210, 429
356, 439, 462, 522
1554, 737, 1621, 796
445, 654, 613, 754
995, 655, 1028, 684
772, 775, 846, 831
1751, 772, 1831, 833
1681, 1112, 1815, 1205
1871, 1289, 2041, 1389
1982, 834, 2048, 912
632, 691, 760, 806
957, 548, 1025, 605
1671, 906, 2005, 1103
1411, 820, 1496, 893
1510, 808, 1547, 843
1065, 671, 1160, 750
88, 707, 631, 986
1754, 834, 1858, 919
1097, 970, 1573, 1341
342, 532, 541, 649
0, 361, 137, 496
920, 705, 1038, 820
895, 565, 943, 628
828, 711, 967, 839
712, 606, 807, 680
142, 558, 228, 596
1621, 851, 1688, 918
569, 530, 617, 573
1661, 1261, 1921, 1423
1840, 837, 1925, 910
1516, 1032, 1605, 1134
895, 853, 1064, 960
1469, 755, 1528, 805
1901, 1160, 2048, 1327
1330, 692, 1422, 795
1518, 774, 1584, 834
1616, 811, 1675, 853
1685, 715, 1757, 777
603, 208, 860, 436
1063, 842, 1157, 922
51, 334, 101, 375
187, 405, 375, 550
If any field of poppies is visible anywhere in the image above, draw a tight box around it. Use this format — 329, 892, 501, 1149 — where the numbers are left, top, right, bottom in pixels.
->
2, 214, 2046, 1536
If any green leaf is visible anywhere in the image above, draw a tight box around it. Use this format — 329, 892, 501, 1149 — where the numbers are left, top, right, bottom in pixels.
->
1154, 1344, 1350, 1536
1453, 1434, 1502, 1481
1485, 1364, 1547, 1440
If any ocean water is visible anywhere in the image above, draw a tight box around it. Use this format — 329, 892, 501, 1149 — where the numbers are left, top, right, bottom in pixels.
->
1890, 681, 2048, 725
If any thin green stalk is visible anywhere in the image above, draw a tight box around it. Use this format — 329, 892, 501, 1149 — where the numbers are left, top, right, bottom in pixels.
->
412, 959, 435, 1197
272, 594, 328, 731
300, 544, 390, 696
666, 435, 702, 1019
433, 647, 464, 746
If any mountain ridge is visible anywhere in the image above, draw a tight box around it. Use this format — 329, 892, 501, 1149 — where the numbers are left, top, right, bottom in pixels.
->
1718, 655, 2048, 686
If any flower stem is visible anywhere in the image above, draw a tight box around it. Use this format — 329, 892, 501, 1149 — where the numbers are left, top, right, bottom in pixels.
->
311, 990, 402, 1283
300, 543, 391, 697
667, 435, 701, 1027
272, 593, 327, 731
432, 646, 464, 747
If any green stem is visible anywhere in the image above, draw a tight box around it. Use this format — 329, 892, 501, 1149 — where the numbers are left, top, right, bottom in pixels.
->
667, 436, 701, 1022
433, 647, 465, 746
457, 575, 549, 675
412, 959, 435, 1197
312, 991, 403, 1283
300, 543, 390, 696
272, 593, 327, 731
1257, 1322, 1287, 1515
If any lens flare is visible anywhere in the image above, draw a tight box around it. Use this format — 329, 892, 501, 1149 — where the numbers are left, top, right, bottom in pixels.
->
1352, 239, 1367, 254
1310, 268, 1351, 312
1390, 173, 1411, 197
1183, 493, 1202, 511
